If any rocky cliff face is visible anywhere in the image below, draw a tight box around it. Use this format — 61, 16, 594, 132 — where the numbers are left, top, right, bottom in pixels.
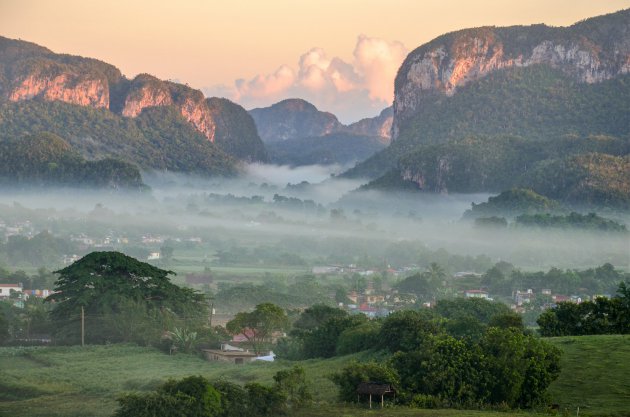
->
8, 68, 109, 108
393, 9, 630, 138
122, 74, 216, 142
0, 37, 225, 144
346, 106, 393, 144
0, 37, 121, 108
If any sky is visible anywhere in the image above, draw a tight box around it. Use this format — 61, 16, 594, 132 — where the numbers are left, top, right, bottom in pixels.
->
2, 0, 629, 122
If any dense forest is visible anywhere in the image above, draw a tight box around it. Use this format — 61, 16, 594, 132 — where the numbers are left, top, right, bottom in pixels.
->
0, 132, 146, 189
345, 66, 630, 209
0, 101, 238, 177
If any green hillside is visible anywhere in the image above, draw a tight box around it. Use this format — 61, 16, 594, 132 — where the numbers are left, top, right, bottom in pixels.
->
0, 100, 237, 177
0, 132, 146, 189
207, 97, 268, 163
462, 189, 562, 219
360, 134, 630, 209
346, 67, 630, 181
524, 153, 630, 209
547, 335, 630, 416
0, 335, 628, 417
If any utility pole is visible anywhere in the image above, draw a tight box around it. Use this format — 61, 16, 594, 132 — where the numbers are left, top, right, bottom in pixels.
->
81, 306, 85, 347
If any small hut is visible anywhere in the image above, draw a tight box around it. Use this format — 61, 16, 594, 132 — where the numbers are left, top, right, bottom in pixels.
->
356, 382, 395, 408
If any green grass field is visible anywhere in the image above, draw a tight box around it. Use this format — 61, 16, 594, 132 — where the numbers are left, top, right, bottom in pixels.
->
0, 335, 628, 417
547, 335, 630, 416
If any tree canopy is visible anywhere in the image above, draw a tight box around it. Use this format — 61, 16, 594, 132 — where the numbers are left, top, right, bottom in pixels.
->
226, 303, 288, 354
46, 251, 208, 344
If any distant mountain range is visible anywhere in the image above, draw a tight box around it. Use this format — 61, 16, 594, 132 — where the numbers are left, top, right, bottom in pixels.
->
346, 8, 630, 209
249, 98, 392, 144
0, 34, 392, 184
2, 8, 629, 204
249, 99, 391, 166
0, 35, 268, 185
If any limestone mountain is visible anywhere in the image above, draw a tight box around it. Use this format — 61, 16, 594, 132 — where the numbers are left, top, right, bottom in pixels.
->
346, 9, 630, 208
249, 99, 393, 143
250, 98, 391, 166
391, 8, 630, 139
249, 99, 343, 143
0, 35, 266, 170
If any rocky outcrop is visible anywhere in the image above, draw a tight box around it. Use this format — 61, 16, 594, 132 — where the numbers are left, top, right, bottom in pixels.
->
0, 37, 121, 109
393, 9, 630, 138
0, 36, 221, 144
122, 74, 216, 141
249, 99, 343, 143
8, 65, 109, 108
346, 106, 393, 144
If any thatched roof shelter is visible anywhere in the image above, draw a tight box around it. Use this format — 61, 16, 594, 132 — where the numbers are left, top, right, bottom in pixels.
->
356, 382, 395, 408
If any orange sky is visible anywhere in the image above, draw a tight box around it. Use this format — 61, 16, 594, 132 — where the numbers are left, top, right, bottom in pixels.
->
2, 0, 629, 121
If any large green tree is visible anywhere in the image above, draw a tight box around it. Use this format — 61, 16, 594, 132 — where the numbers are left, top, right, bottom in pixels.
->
226, 303, 288, 354
46, 251, 207, 344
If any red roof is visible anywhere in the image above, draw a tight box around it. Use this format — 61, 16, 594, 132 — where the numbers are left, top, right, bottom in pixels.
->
232, 328, 256, 342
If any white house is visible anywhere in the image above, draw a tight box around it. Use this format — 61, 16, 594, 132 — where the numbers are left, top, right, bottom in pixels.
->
0, 283, 23, 298
464, 289, 489, 299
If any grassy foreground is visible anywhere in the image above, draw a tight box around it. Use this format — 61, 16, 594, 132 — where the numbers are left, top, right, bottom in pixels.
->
0, 335, 628, 417
547, 335, 630, 416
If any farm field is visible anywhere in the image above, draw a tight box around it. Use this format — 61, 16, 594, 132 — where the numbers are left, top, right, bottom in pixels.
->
0, 335, 628, 417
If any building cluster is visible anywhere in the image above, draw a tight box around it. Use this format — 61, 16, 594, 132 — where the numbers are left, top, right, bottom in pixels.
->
0, 283, 54, 308
0, 220, 34, 240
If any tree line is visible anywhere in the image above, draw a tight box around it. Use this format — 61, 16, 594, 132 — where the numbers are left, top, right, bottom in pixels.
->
537, 282, 630, 336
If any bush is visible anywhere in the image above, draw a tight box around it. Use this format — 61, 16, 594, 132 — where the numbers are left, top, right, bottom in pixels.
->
330, 361, 400, 403
115, 376, 222, 417
245, 382, 287, 416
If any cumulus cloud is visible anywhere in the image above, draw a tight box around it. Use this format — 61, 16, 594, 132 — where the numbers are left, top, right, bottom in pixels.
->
204, 36, 408, 123
233, 65, 295, 100
353, 35, 408, 102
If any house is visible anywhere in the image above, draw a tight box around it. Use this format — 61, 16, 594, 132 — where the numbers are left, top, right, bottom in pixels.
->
231, 329, 283, 344
464, 289, 489, 299
22, 289, 53, 299
454, 271, 482, 278
366, 294, 385, 304
552, 295, 570, 303
346, 291, 359, 304
515, 289, 535, 306
147, 252, 161, 260
312, 265, 343, 274
203, 344, 257, 364
0, 283, 22, 298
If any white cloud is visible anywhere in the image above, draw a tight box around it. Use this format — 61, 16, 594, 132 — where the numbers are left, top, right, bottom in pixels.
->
204, 36, 407, 123
353, 35, 408, 102
233, 65, 295, 100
